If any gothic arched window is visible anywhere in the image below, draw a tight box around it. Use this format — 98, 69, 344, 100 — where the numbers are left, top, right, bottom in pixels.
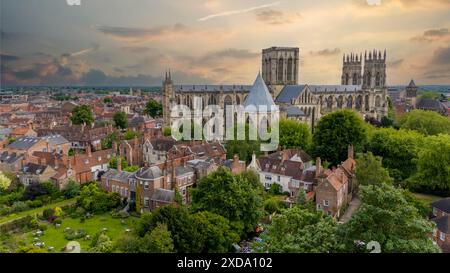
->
347, 96, 353, 108
345, 74, 349, 85
356, 95, 363, 110
375, 96, 381, 107
376, 72, 381, 87
277, 58, 284, 83
365, 95, 370, 111
327, 96, 333, 110
353, 73, 358, 85
287, 57, 293, 82
337, 96, 344, 109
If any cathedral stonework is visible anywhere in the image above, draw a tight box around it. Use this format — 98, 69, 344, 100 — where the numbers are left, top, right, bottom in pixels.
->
162, 47, 389, 131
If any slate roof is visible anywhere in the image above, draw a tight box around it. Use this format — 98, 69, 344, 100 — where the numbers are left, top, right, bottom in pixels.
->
416, 99, 444, 111
0, 128, 12, 136
103, 169, 135, 183
7, 136, 41, 150
41, 134, 69, 146
407, 79, 417, 88
283, 106, 306, 117
149, 138, 175, 152
175, 165, 194, 176
309, 85, 361, 93
244, 73, 275, 109
22, 163, 48, 175
275, 85, 307, 103
433, 215, 450, 234
174, 85, 252, 93
151, 188, 174, 203
135, 166, 163, 180
432, 198, 450, 214
0, 151, 23, 164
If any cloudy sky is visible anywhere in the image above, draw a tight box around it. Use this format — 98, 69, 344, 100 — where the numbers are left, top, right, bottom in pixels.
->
1, 0, 449, 86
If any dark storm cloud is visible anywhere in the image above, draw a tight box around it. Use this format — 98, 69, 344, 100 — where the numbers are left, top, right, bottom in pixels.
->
310, 48, 341, 56
411, 28, 449, 42
96, 23, 190, 41
388, 59, 404, 68
432, 46, 450, 65
80, 69, 213, 86
121, 46, 152, 53
255, 9, 301, 25
199, 49, 259, 63
0, 53, 20, 62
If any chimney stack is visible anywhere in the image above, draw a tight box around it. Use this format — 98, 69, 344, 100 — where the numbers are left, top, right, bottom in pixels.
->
315, 157, 322, 178
112, 141, 118, 155
86, 145, 92, 157
117, 157, 122, 172
348, 144, 354, 159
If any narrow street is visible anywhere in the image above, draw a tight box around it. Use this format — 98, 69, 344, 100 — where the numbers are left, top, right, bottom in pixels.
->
340, 196, 361, 223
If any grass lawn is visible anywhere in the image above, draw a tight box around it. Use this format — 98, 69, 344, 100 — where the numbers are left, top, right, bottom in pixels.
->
23, 213, 139, 252
0, 198, 77, 225
411, 193, 442, 205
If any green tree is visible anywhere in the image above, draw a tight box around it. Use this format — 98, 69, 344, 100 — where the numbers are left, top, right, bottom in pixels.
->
313, 110, 367, 166
367, 128, 424, 182
77, 183, 120, 213
0, 172, 12, 191
90, 233, 114, 253
399, 110, 450, 136
256, 206, 342, 253
113, 111, 128, 130
297, 188, 307, 205
70, 105, 94, 126
103, 97, 113, 104
61, 180, 80, 199
163, 127, 172, 137
144, 99, 163, 118
136, 205, 204, 253
139, 223, 174, 253
339, 183, 440, 253
279, 119, 312, 150
192, 211, 240, 253
410, 134, 450, 194
124, 130, 140, 140
101, 132, 119, 150
225, 123, 261, 163
355, 152, 393, 187
108, 156, 128, 170
191, 167, 264, 235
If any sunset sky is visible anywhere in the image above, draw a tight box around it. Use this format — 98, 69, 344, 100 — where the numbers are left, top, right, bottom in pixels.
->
1, 0, 449, 86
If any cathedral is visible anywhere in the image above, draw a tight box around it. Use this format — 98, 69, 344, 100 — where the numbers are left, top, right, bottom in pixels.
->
162, 46, 389, 130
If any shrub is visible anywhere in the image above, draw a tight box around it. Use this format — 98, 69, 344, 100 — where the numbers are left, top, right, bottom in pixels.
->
64, 229, 87, 240
42, 208, 55, 221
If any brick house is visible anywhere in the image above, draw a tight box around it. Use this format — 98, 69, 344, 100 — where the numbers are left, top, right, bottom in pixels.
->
431, 198, 450, 252
37, 123, 113, 152
247, 149, 313, 196
143, 138, 176, 165
119, 138, 143, 167
315, 145, 356, 218
19, 163, 57, 187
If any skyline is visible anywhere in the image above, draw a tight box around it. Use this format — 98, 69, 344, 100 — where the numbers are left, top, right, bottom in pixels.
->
1, 0, 450, 86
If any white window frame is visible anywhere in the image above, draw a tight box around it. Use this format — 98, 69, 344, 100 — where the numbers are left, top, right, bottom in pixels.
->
323, 200, 329, 207
440, 231, 445, 241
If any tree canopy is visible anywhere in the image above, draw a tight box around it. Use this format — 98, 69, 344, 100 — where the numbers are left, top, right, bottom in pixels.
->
279, 119, 312, 150
399, 110, 450, 136
355, 152, 393, 187
256, 206, 342, 253
144, 99, 163, 118
339, 183, 440, 253
367, 128, 424, 182
0, 172, 11, 191
313, 110, 367, 166
190, 167, 264, 235
113, 111, 128, 130
70, 105, 94, 126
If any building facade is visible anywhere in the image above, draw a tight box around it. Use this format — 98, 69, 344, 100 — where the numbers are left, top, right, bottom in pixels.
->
162, 46, 389, 130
